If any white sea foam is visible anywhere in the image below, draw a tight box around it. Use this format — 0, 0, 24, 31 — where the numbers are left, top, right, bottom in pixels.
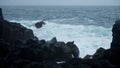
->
11, 20, 112, 58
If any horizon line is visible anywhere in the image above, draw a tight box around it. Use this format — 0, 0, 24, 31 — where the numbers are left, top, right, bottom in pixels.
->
0, 4, 120, 6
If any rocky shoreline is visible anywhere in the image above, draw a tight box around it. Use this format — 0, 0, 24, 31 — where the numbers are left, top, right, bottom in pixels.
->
0, 8, 120, 68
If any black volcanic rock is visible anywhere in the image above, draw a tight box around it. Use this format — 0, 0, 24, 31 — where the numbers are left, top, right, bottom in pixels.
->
66, 41, 79, 58
109, 19, 120, 67
0, 8, 4, 22
35, 21, 45, 28
111, 19, 120, 49
84, 47, 106, 60
0, 20, 35, 43
92, 47, 105, 59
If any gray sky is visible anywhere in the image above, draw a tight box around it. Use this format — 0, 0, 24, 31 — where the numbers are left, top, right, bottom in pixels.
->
0, 0, 120, 6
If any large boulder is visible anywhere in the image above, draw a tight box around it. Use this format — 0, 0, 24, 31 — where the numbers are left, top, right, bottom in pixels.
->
92, 47, 105, 59
0, 20, 35, 43
66, 41, 79, 58
84, 47, 106, 60
35, 21, 45, 28
54, 42, 72, 60
42, 37, 72, 60
42, 38, 80, 60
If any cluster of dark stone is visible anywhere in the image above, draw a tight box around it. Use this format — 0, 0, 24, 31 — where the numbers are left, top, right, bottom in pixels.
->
0, 8, 120, 68
35, 20, 46, 28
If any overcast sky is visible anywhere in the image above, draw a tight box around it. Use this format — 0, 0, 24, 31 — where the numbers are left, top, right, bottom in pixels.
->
0, 0, 120, 6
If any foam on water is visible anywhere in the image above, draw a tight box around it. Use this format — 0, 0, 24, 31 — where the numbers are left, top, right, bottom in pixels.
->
11, 20, 112, 58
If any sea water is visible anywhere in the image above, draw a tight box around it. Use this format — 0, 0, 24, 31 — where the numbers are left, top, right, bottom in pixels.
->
1, 6, 120, 58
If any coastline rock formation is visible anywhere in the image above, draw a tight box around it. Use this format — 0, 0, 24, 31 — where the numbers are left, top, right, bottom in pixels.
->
107, 19, 120, 67
0, 20, 36, 43
0, 8, 4, 22
0, 8, 119, 68
66, 41, 79, 58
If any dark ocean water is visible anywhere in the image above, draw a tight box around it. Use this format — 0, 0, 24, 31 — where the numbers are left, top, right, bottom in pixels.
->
1, 6, 120, 57
1, 6, 120, 27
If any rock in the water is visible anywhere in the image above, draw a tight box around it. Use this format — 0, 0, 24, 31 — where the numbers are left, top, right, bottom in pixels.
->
35, 21, 45, 28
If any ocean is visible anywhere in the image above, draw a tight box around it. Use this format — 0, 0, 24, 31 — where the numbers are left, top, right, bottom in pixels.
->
1, 6, 120, 58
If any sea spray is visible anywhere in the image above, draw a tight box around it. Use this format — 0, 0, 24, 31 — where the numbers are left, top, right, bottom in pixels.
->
11, 20, 112, 58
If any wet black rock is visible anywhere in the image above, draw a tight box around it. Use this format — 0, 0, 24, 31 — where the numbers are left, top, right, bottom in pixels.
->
84, 55, 92, 59
108, 19, 120, 67
0, 8, 4, 22
92, 47, 105, 59
66, 41, 79, 58
35, 21, 45, 28
0, 20, 35, 43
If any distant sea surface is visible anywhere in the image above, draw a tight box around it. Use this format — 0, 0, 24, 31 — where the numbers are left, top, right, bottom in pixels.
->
1, 6, 120, 57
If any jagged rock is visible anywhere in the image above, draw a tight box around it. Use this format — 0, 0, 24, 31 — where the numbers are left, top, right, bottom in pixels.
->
42, 37, 57, 48
92, 47, 105, 59
35, 21, 45, 28
0, 20, 35, 43
39, 39, 46, 46
111, 19, 120, 49
54, 42, 72, 60
84, 55, 92, 59
109, 19, 120, 67
41, 38, 79, 60
0, 8, 4, 22
66, 41, 79, 58
50, 37, 57, 44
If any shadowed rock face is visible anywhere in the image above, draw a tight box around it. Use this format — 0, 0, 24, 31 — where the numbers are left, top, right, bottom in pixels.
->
0, 8, 4, 21
0, 20, 35, 43
92, 47, 105, 59
84, 47, 105, 60
111, 19, 120, 49
109, 19, 120, 67
0, 8, 35, 43
66, 41, 79, 58
0, 8, 35, 42
35, 21, 45, 28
